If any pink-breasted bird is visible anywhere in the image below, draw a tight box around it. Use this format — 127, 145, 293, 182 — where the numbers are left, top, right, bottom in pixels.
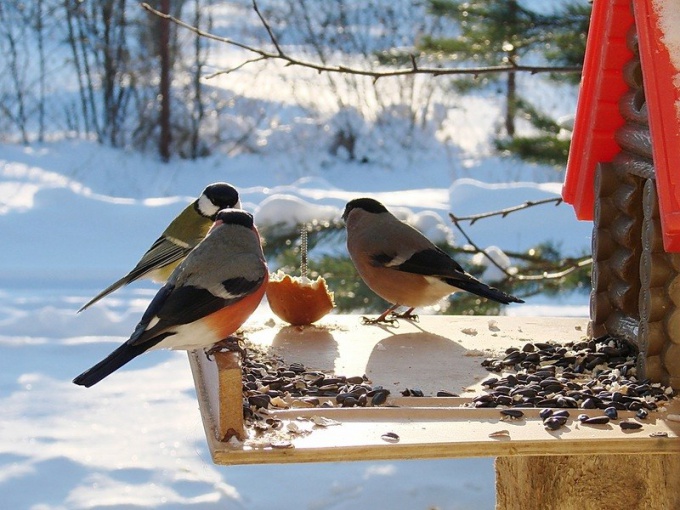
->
73, 209, 267, 387
342, 198, 523, 323
79, 182, 241, 312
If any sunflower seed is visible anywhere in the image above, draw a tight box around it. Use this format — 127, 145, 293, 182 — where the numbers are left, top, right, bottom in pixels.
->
619, 421, 642, 430
381, 432, 400, 443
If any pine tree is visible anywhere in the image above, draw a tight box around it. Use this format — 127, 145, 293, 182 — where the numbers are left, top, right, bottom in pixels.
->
422, 0, 536, 136
420, 0, 590, 162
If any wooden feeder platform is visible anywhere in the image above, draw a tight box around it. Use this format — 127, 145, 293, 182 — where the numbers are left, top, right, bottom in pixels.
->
189, 315, 680, 507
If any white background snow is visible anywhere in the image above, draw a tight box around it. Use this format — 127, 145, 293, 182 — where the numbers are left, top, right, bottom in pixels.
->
0, 1, 594, 508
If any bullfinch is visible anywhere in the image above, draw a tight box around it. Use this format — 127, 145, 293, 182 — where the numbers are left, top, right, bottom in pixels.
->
79, 182, 241, 312
73, 209, 267, 387
342, 198, 524, 323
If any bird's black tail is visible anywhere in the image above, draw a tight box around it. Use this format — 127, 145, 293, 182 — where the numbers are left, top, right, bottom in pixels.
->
73, 339, 161, 387
447, 277, 524, 305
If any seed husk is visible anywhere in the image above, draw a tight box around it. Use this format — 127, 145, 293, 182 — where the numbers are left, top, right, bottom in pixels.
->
270, 439, 293, 449
489, 429, 511, 438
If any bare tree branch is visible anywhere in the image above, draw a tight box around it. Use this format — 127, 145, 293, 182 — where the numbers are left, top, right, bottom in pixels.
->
449, 206, 591, 282
141, 2, 582, 80
252, 0, 285, 57
449, 214, 517, 279
205, 56, 268, 79
516, 256, 592, 281
450, 197, 563, 225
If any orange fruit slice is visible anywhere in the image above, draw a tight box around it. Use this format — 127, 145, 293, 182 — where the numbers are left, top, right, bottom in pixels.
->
266, 270, 335, 325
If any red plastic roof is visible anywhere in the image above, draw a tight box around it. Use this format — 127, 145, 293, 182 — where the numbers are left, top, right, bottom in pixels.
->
635, 0, 680, 252
562, 0, 633, 221
563, 0, 680, 252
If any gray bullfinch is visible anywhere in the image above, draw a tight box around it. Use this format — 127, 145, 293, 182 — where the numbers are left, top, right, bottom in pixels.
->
73, 209, 267, 387
342, 198, 524, 323
79, 182, 241, 312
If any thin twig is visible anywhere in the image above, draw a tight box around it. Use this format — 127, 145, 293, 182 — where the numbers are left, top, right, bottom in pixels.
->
252, 0, 285, 56
141, 2, 582, 79
449, 197, 563, 225
205, 56, 268, 78
450, 215, 514, 279
514, 256, 592, 281
450, 212, 591, 282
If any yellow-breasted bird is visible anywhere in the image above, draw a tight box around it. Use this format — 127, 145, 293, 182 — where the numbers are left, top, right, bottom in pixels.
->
79, 182, 240, 312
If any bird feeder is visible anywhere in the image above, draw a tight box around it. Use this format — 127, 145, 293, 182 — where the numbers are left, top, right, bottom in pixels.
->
188, 1, 680, 507
189, 314, 680, 508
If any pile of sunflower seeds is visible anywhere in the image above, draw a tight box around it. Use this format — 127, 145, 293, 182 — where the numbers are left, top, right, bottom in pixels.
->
240, 343, 390, 433
236, 334, 675, 436
474, 336, 675, 429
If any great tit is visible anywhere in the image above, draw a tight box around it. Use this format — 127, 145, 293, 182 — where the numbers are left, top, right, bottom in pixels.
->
79, 182, 241, 312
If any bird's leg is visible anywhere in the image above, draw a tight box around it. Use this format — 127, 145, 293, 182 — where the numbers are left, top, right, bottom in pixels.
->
389, 307, 419, 322
361, 304, 400, 325
205, 335, 246, 360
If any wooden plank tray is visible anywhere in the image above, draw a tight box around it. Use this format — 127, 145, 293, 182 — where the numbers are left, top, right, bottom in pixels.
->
188, 315, 680, 465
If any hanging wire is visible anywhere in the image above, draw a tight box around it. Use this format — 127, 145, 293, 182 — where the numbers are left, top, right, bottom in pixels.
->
300, 226, 308, 279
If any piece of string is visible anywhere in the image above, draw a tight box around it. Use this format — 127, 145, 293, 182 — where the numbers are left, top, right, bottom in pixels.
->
300, 226, 308, 279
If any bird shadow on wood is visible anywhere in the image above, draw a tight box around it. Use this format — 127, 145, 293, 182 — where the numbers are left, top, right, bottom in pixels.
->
271, 325, 339, 372
365, 331, 486, 395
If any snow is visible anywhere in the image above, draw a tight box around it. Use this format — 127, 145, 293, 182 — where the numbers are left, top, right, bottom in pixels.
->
652, 0, 680, 119
255, 193, 338, 228
0, 1, 593, 507
471, 246, 514, 283
653, 0, 680, 72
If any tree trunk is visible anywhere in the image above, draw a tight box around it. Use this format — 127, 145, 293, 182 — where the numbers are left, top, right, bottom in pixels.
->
36, 0, 45, 143
190, 0, 205, 159
158, 0, 171, 162
0, 5, 29, 144
505, 69, 516, 137
504, 0, 519, 138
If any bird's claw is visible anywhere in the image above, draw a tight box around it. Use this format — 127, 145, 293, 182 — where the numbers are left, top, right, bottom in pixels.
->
361, 315, 399, 326
205, 336, 247, 360
389, 311, 419, 322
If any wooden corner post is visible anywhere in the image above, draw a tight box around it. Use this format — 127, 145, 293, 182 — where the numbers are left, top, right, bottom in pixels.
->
189, 350, 245, 442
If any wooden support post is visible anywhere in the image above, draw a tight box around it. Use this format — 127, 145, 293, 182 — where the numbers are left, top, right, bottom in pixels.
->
495, 454, 680, 510
189, 349, 245, 443
214, 351, 245, 442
